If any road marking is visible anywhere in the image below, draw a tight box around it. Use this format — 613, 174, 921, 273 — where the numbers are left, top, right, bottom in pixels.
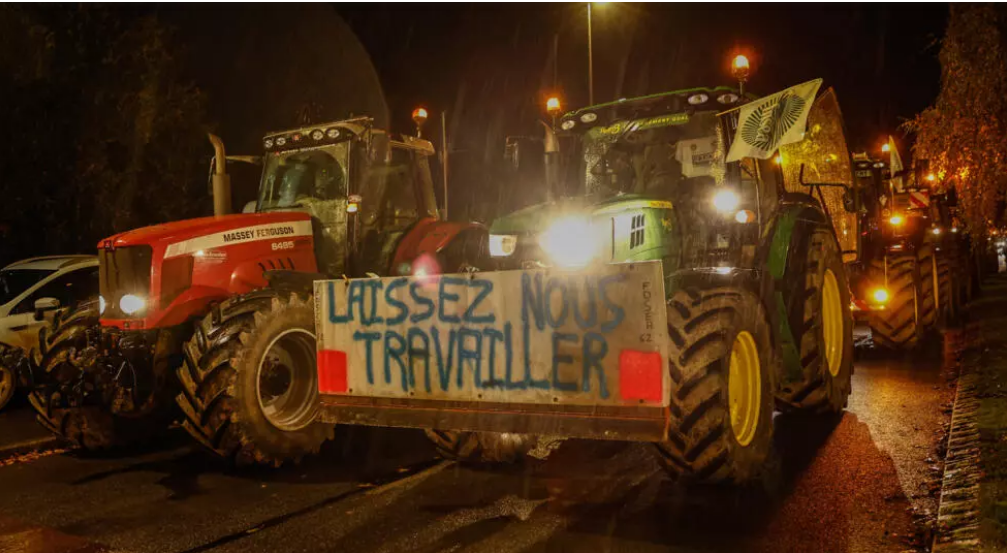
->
0, 514, 110, 552
0, 437, 67, 466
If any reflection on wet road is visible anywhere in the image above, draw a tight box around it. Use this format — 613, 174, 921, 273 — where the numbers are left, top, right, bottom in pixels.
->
0, 330, 952, 553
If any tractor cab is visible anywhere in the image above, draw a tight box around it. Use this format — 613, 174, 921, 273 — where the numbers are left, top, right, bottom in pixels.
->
257, 119, 440, 277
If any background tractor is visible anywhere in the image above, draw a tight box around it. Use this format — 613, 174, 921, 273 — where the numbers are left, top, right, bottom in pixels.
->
29, 115, 488, 466
300, 82, 859, 484
848, 150, 971, 350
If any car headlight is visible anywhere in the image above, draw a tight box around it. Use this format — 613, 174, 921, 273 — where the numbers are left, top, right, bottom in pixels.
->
489, 234, 518, 257
119, 294, 146, 315
712, 189, 740, 213
538, 216, 599, 268
99, 295, 106, 315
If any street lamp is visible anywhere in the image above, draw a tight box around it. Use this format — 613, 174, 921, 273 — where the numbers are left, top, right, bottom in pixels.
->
881, 142, 891, 153
731, 54, 750, 97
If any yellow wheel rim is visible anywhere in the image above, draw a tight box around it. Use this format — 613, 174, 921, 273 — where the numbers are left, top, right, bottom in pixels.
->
728, 331, 761, 447
822, 269, 844, 378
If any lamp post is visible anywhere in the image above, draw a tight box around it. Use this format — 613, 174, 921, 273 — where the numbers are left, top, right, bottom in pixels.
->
587, 3, 595, 105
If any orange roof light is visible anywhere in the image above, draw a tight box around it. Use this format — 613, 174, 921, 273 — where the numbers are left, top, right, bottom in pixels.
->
732, 54, 750, 71
926, 173, 936, 182
889, 215, 904, 226
546, 97, 561, 114
881, 143, 891, 153
412, 107, 428, 125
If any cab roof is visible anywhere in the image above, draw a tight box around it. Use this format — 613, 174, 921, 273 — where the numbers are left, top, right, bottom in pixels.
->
3, 255, 98, 272
558, 86, 757, 133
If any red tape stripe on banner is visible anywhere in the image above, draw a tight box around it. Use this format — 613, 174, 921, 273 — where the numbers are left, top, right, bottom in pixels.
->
317, 350, 348, 394
618, 349, 663, 403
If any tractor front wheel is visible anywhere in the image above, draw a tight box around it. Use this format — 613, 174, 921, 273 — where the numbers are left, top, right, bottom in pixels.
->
868, 253, 922, 350
778, 229, 853, 413
29, 302, 177, 449
176, 291, 333, 466
655, 287, 777, 483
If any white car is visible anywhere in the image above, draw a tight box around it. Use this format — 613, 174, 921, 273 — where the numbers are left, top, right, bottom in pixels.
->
0, 255, 99, 411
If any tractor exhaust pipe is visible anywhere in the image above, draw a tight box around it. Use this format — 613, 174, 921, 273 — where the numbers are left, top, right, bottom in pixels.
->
540, 121, 559, 202
208, 133, 232, 216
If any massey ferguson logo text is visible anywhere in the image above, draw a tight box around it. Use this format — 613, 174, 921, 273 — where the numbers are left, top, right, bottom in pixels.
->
222, 225, 296, 243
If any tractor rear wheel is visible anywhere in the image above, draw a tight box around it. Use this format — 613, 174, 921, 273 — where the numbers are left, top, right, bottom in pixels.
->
778, 229, 854, 413
29, 302, 177, 449
868, 253, 922, 350
424, 430, 537, 463
655, 287, 777, 483
176, 291, 333, 466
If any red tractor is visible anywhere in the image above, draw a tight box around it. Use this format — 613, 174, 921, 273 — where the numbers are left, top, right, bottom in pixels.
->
29, 115, 488, 465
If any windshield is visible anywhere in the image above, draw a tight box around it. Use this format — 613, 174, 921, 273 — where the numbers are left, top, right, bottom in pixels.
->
0, 268, 53, 304
570, 111, 724, 201
257, 143, 349, 211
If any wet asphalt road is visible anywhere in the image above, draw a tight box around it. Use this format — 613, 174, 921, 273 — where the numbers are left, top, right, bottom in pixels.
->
0, 331, 954, 553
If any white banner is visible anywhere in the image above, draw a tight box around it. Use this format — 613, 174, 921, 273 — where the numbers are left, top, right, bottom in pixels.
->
314, 263, 671, 407
726, 79, 823, 162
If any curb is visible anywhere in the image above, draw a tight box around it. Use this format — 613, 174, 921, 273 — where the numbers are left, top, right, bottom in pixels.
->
0, 436, 64, 463
933, 369, 981, 551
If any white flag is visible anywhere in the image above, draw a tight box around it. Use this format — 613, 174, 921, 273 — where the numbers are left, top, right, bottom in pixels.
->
726, 79, 823, 162
888, 135, 905, 192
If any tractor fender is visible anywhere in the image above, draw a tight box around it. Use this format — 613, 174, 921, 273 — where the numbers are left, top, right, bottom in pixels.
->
757, 198, 842, 380
263, 270, 329, 297
391, 218, 488, 275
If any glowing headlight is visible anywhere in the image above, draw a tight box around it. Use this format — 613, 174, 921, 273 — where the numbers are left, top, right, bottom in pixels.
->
712, 189, 740, 213
119, 294, 146, 315
872, 288, 890, 304
932, 227, 942, 235
539, 217, 598, 268
99, 295, 106, 315
489, 234, 518, 257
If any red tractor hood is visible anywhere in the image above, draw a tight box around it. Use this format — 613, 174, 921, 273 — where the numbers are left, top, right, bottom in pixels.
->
98, 212, 312, 249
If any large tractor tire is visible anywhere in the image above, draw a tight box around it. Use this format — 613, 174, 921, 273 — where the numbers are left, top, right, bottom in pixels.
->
778, 229, 854, 413
424, 430, 537, 463
176, 291, 332, 466
29, 302, 177, 449
655, 287, 777, 483
0, 344, 19, 411
868, 252, 923, 350
916, 245, 938, 328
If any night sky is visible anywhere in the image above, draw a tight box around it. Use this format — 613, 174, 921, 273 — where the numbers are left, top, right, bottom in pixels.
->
335, 3, 948, 154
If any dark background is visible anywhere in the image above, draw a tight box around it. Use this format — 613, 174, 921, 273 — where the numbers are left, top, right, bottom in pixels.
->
0, 3, 948, 265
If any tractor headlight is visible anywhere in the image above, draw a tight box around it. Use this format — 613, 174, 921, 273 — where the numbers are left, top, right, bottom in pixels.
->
872, 288, 890, 304
119, 294, 146, 315
712, 189, 740, 213
539, 217, 598, 268
489, 234, 518, 257
99, 295, 106, 315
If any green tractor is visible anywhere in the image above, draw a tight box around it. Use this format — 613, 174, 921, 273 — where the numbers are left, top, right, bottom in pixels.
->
851, 152, 971, 350
248, 81, 857, 483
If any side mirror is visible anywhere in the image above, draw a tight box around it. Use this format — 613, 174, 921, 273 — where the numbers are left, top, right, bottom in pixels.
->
33, 297, 60, 321
242, 201, 257, 214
